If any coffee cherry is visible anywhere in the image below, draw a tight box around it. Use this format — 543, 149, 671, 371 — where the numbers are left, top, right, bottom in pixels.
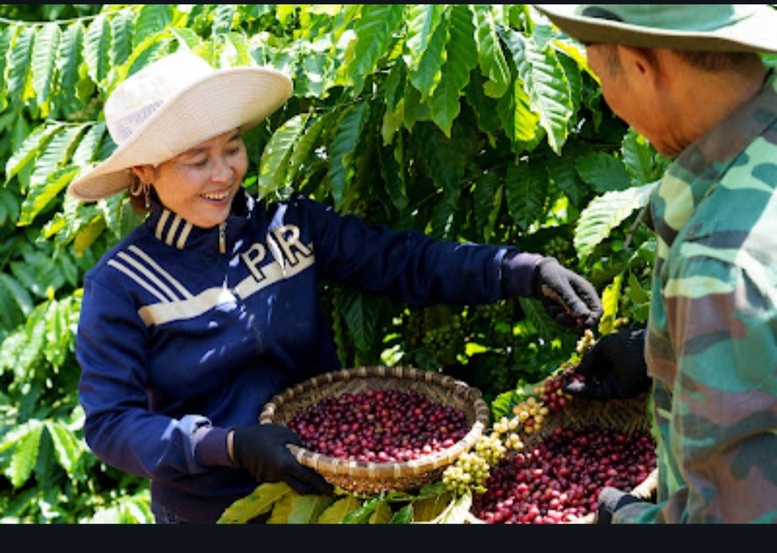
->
287, 388, 470, 464
472, 426, 657, 524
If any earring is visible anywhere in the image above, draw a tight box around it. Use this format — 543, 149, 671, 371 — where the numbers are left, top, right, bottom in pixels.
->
130, 180, 152, 209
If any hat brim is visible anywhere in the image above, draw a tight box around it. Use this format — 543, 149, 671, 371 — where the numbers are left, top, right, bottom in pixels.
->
533, 4, 777, 54
68, 66, 293, 202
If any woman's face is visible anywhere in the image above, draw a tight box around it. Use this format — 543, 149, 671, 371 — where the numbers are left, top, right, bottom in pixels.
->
133, 129, 248, 228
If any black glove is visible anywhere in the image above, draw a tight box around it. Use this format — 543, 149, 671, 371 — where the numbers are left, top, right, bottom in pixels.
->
596, 487, 646, 524
231, 424, 333, 496
563, 328, 651, 400
531, 257, 603, 331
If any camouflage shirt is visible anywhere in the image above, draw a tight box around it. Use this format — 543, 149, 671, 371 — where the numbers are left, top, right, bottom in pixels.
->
618, 70, 777, 524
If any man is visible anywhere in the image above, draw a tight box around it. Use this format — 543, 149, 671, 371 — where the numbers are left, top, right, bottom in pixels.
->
532, 5, 777, 523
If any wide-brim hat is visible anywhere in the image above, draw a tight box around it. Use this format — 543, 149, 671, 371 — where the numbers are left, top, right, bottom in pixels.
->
532, 4, 777, 54
67, 50, 293, 202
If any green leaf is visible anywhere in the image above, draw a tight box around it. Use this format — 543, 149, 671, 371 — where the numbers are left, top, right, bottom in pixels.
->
505, 159, 548, 230
5, 122, 63, 186
574, 182, 657, 261
31, 125, 85, 189
71, 123, 107, 167
7, 26, 35, 106
627, 271, 651, 304
391, 504, 415, 524
317, 495, 363, 524
369, 501, 394, 524
428, 4, 478, 137
222, 32, 252, 67
548, 153, 586, 206
407, 8, 449, 100
109, 8, 135, 67
287, 112, 331, 187
377, 131, 408, 211
338, 287, 385, 355
575, 152, 632, 194
19, 165, 79, 226
73, 216, 107, 257
133, 5, 173, 49
344, 4, 404, 95
404, 4, 445, 72
518, 297, 558, 340
411, 492, 454, 522
472, 5, 511, 99
0, 28, 12, 110
429, 489, 473, 523
8, 423, 43, 489
212, 4, 237, 35
429, 196, 458, 240
513, 82, 541, 144
84, 14, 112, 85
415, 123, 465, 198
217, 482, 292, 524
599, 272, 623, 336
473, 170, 501, 242
0, 273, 32, 330
56, 22, 85, 103
44, 297, 77, 368
621, 129, 668, 186
501, 27, 573, 154
328, 102, 369, 209
257, 113, 309, 200
45, 420, 82, 474
0, 186, 21, 227
169, 26, 202, 50
286, 494, 333, 524
341, 494, 386, 524
31, 23, 61, 108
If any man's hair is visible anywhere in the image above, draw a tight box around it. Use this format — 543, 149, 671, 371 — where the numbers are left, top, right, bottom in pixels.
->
589, 43, 760, 74
674, 50, 759, 72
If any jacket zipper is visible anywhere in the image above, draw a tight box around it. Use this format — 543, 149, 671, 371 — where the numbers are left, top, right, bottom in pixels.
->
219, 222, 227, 254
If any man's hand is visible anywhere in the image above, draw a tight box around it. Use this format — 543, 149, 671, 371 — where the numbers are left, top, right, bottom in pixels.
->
531, 257, 604, 331
231, 424, 333, 496
596, 487, 647, 524
563, 329, 652, 400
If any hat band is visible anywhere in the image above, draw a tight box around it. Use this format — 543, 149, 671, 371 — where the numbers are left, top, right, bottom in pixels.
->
110, 100, 163, 144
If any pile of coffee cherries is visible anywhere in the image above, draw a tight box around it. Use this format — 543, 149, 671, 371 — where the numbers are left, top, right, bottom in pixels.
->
472, 425, 656, 524
286, 388, 470, 463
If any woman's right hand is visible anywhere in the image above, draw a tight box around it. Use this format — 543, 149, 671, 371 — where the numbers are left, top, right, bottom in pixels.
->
230, 424, 333, 496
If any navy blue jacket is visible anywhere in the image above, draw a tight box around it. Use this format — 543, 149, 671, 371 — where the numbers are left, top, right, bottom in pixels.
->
76, 189, 540, 523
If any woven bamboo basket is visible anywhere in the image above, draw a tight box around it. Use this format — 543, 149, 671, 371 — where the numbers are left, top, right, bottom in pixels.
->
467, 386, 659, 524
259, 366, 491, 495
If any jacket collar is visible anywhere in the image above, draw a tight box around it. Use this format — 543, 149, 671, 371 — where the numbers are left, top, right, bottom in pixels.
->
144, 188, 254, 252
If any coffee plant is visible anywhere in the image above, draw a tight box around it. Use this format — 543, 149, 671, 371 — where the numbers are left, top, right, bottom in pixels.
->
0, 3, 711, 523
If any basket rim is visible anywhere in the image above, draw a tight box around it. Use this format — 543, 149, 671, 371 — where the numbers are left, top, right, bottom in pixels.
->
259, 366, 491, 478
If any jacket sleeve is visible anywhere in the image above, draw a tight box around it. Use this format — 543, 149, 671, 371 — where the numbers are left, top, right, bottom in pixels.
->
616, 265, 777, 524
296, 196, 541, 307
76, 270, 232, 481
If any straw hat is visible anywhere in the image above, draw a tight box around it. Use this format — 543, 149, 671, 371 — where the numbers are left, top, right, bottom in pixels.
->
67, 50, 294, 202
532, 4, 777, 54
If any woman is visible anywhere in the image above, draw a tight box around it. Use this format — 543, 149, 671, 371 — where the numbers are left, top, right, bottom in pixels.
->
69, 49, 603, 524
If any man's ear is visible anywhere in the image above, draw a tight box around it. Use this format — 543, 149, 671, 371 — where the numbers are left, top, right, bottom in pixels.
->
617, 45, 670, 90
617, 45, 657, 77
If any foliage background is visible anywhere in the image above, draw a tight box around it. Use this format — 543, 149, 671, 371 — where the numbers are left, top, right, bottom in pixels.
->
0, 4, 679, 523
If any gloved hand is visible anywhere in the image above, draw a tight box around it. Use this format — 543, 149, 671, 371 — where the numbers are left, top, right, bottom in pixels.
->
531, 257, 603, 331
231, 424, 333, 496
596, 487, 647, 524
563, 328, 651, 400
